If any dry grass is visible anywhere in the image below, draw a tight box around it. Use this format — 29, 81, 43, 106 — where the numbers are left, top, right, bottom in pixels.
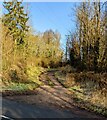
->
55, 70, 107, 116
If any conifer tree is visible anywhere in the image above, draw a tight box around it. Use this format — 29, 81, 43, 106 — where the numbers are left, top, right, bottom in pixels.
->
2, 0, 29, 45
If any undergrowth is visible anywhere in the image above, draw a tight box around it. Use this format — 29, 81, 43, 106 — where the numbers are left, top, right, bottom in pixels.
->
55, 68, 107, 117
2, 64, 46, 91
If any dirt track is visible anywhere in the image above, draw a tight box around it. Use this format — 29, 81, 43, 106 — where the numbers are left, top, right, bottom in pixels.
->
2, 70, 106, 119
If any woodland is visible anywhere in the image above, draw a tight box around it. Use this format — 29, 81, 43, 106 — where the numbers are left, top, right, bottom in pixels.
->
1, 0, 107, 117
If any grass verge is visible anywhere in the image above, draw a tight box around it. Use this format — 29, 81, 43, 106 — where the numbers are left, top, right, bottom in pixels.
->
55, 71, 107, 117
2, 66, 46, 94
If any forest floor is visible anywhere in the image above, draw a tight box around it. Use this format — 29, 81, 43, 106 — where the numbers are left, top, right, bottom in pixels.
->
2, 70, 106, 119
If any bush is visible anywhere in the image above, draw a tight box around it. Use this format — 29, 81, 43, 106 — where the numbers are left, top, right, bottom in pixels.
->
26, 66, 45, 85
9, 63, 28, 83
60, 65, 77, 74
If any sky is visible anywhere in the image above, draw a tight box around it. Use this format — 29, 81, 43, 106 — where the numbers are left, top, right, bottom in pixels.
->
28, 2, 78, 50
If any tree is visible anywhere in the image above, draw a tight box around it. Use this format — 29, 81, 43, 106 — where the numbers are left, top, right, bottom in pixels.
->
26, 29, 63, 68
2, 0, 29, 64
2, 0, 29, 45
69, 1, 107, 72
